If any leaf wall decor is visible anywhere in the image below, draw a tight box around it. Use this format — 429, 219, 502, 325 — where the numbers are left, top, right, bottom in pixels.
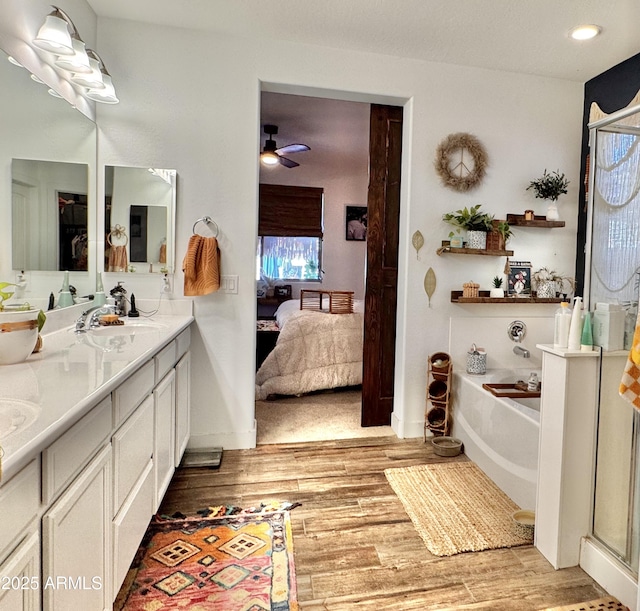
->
412, 230, 424, 259
424, 267, 436, 307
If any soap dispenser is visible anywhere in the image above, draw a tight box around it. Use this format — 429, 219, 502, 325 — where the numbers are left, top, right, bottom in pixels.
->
57, 271, 74, 308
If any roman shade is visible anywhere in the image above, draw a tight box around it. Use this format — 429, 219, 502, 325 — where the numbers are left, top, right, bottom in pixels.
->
259, 184, 324, 238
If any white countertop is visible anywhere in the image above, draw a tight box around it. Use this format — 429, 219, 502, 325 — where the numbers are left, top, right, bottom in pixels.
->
0, 305, 194, 482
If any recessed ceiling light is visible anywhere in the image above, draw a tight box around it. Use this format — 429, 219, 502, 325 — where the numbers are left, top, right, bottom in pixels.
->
569, 25, 602, 41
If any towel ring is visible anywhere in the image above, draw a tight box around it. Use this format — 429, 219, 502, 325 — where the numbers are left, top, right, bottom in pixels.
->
192, 216, 219, 238
107, 224, 129, 246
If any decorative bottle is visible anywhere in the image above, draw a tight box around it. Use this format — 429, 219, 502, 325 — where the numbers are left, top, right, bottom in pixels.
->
553, 301, 572, 349
93, 272, 106, 307
567, 296, 583, 350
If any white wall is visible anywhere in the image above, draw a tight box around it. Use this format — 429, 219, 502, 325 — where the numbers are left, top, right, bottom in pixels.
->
100, 18, 583, 447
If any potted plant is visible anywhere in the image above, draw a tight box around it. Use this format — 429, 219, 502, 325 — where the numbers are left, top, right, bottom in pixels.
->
486, 220, 512, 251
526, 169, 570, 221
490, 276, 505, 298
531, 267, 574, 299
442, 205, 494, 249
0, 282, 46, 365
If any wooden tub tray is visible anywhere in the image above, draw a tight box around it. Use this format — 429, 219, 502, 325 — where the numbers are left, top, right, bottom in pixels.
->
482, 383, 541, 399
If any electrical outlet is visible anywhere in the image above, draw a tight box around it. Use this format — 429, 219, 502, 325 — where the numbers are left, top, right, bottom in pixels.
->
220, 275, 238, 294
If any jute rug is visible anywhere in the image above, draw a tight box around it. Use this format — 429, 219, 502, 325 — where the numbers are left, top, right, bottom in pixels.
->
115, 503, 299, 610
384, 461, 533, 557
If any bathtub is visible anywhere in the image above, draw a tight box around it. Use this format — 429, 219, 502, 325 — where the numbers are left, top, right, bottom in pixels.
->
450, 368, 540, 510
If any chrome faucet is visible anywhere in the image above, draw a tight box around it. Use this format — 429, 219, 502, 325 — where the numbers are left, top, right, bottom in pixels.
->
75, 304, 116, 333
513, 345, 531, 358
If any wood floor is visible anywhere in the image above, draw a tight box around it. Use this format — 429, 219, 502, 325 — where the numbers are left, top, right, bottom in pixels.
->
159, 436, 609, 610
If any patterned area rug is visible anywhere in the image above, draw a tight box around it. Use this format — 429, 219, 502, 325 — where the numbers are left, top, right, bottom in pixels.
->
115, 503, 299, 610
385, 461, 533, 557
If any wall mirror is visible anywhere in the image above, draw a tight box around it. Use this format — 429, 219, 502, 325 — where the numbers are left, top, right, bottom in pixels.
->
104, 166, 176, 274
12, 159, 89, 272
0, 48, 96, 291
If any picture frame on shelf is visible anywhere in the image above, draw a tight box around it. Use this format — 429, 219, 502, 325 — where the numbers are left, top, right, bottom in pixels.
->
274, 284, 292, 299
507, 261, 532, 296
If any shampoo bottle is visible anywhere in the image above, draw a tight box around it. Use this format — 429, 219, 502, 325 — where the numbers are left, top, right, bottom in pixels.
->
581, 309, 594, 351
553, 301, 572, 348
567, 296, 583, 350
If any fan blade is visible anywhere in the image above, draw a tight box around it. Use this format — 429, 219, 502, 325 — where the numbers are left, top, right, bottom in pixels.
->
279, 156, 299, 168
276, 143, 310, 155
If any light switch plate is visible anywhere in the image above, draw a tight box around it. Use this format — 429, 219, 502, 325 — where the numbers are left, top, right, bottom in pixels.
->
220, 275, 238, 294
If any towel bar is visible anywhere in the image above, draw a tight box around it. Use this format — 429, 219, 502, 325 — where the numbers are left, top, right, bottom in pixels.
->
192, 216, 219, 238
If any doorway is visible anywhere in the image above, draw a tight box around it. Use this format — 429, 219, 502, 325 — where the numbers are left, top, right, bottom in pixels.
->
256, 89, 404, 434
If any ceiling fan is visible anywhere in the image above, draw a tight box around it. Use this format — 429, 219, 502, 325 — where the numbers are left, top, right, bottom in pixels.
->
260, 124, 310, 168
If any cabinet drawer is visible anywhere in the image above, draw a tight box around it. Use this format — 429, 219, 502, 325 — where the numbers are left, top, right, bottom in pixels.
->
113, 360, 154, 426
0, 459, 40, 563
154, 340, 176, 384
112, 395, 154, 514
112, 460, 154, 598
42, 396, 112, 505
176, 326, 191, 360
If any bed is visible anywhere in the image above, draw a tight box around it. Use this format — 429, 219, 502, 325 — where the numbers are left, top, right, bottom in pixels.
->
255, 299, 364, 400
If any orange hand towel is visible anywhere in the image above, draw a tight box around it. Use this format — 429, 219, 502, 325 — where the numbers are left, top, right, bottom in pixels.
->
619, 311, 640, 410
182, 235, 220, 296
108, 244, 128, 272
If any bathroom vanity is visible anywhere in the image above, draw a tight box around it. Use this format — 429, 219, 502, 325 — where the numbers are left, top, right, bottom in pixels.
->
0, 304, 193, 610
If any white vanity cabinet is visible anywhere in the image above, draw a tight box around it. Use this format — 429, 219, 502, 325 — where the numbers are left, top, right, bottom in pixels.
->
0, 317, 193, 611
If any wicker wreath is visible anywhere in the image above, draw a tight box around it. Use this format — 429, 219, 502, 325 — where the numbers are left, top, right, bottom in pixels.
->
434, 132, 487, 192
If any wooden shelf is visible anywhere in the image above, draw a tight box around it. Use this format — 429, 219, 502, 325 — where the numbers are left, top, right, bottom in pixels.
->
506, 214, 565, 228
437, 241, 514, 257
451, 290, 562, 304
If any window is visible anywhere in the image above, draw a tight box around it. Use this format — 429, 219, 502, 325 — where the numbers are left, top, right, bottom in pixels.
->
258, 184, 323, 282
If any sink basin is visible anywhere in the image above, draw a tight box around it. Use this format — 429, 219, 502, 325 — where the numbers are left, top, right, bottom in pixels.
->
88, 321, 168, 336
0, 398, 41, 440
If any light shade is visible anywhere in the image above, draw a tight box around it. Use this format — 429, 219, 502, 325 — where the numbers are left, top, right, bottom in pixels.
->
71, 57, 105, 88
86, 73, 119, 104
33, 13, 74, 55
261, 152, 279, 166
569, 24, 602, 40
55, 37, 91, 73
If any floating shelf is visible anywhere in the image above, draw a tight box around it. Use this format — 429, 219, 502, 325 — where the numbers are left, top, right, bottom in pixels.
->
451, 290, 562, 304
437, 241, 514, 257
506, 214, 565, 228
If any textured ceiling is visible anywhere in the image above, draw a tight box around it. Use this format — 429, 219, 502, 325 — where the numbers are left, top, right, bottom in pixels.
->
87, 0, 640, 82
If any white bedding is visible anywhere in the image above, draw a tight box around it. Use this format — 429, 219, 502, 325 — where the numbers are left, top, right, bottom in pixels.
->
256, 299, 364, 400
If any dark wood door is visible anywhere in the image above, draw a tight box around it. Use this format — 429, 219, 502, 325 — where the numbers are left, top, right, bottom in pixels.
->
362, 104, 403, 426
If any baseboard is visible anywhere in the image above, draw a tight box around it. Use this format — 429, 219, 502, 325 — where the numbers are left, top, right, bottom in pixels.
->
391, 411, 423, 439
187, 420, 257, 450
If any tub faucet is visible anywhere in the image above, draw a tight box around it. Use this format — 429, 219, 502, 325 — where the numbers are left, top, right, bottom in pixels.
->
513, 345, 530, 358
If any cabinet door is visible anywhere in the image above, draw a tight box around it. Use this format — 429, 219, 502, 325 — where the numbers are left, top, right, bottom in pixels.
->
0, 531, 40, 611
154, 370, 175, 511
174, 351, 191, 467
42, 444, 112, 611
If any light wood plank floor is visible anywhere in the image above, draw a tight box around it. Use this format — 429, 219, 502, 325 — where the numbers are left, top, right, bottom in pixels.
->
159, 436, 609, 610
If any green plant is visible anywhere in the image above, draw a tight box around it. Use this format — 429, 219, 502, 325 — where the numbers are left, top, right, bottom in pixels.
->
526, 170, 570, 202
0, 282, 17, 311
442, 204, 494, 232
495, 220, 512, 243
492, 276, 504, 288
0, 281, 46, 332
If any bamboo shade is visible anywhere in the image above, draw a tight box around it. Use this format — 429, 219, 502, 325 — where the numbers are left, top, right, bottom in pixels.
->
259, 184, 324, 238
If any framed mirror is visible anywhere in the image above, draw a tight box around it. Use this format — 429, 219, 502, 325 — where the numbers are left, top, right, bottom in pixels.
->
104, 166, 176, 274
0, 49, 96, 295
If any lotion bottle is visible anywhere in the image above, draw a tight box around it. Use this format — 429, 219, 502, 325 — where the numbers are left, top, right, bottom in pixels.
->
581, 309, 594, 351
567, 296, 583, 350
553, 301, 572, 348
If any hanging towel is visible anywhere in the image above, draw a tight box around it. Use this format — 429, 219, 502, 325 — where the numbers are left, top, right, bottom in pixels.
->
183, 235, 220, 296
619, 311, 640, 410
159, 242, 167, 264
108, 244, 128, 272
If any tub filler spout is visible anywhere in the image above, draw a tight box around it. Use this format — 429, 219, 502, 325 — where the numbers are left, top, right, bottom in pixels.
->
513, 345, 530, 358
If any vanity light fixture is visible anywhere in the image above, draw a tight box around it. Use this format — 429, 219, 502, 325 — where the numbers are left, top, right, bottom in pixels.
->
31, 5, 118, 104
32, 7, 74, 55
569, 24, 602, 40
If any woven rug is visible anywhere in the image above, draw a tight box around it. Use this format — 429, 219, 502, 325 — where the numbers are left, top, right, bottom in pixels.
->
540, 596, 629, 611
384, 461, 532, 557
115, 503, 299, 611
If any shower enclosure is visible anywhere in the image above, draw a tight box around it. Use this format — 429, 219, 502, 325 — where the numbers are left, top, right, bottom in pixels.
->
586, 101, 640, 586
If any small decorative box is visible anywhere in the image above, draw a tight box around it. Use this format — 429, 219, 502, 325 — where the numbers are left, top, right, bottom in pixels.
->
462, 282, 480, 298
